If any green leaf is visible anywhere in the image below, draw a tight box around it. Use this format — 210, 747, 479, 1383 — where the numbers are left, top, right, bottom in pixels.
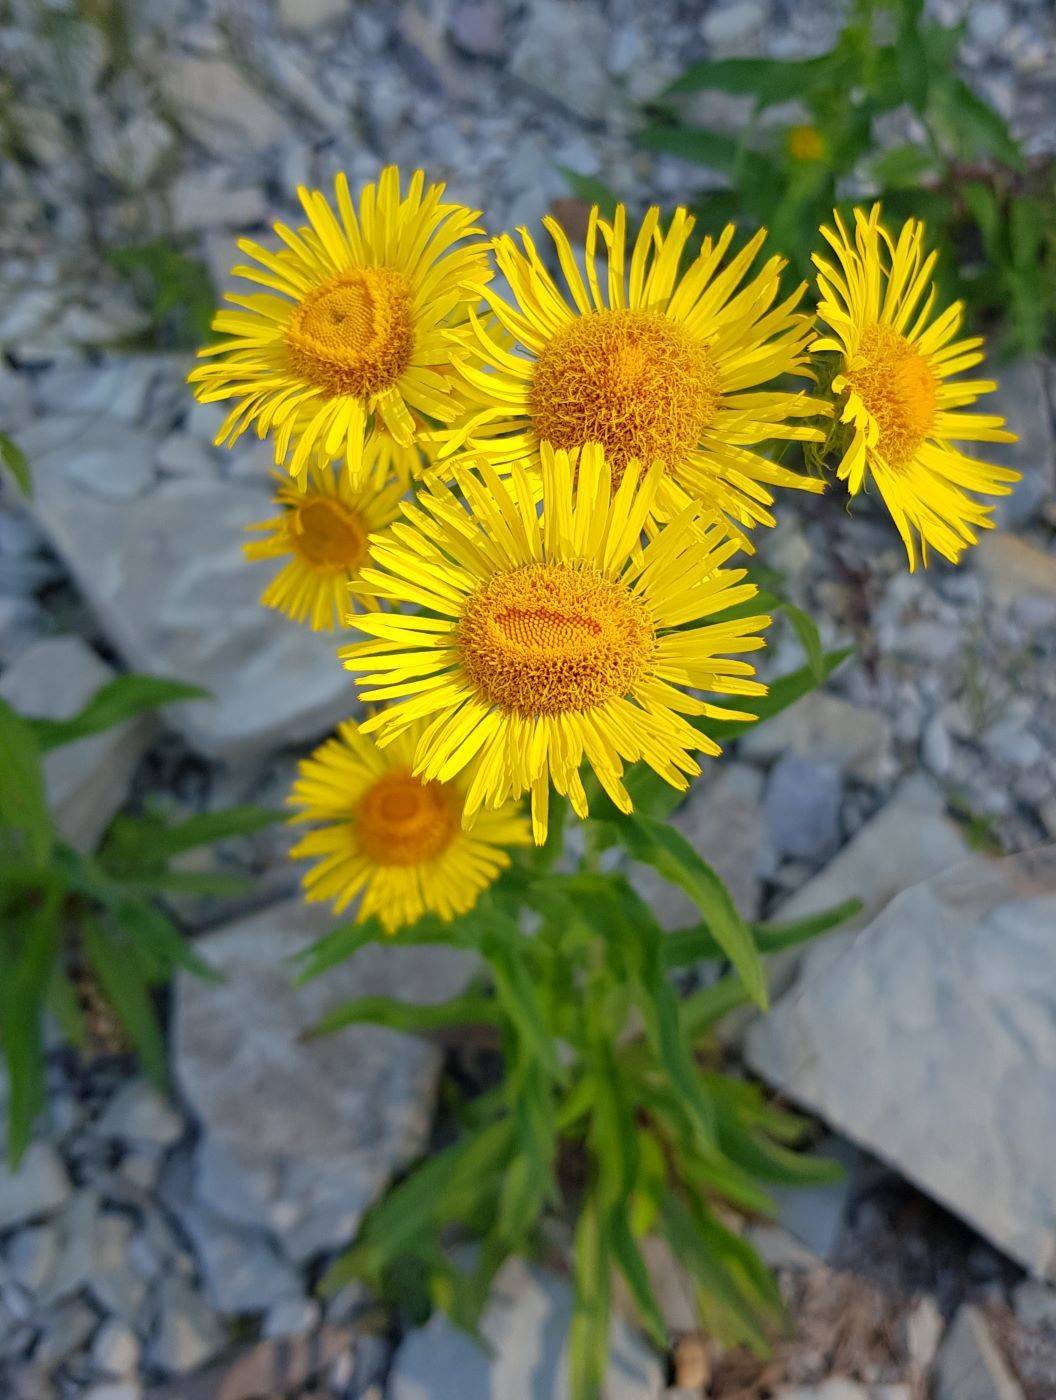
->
1, 891, 61, 1164
681, 975, 752, 1036
291, 917, 387, 984
81, 915, 167, 1087
699, 645, 853, 746
608, 1209, 667, 1349
930, 76, 1024, 169
614, 814, 767, 1009
110, 898, 219, 982
0, 697, 53, 871
305, 991, 498, 1040
569, 1192, 611, 1400
664, 54, 838, 104
663, 896, 862, 967
29, 674, 210, 751
0, 432, 31, 497
555, 168, 619, 221
104, 803, 279, 864
872, 143, 937, 189
637, 123, 744, 176
778, 601, 824, 682
482, 912, 563, 1081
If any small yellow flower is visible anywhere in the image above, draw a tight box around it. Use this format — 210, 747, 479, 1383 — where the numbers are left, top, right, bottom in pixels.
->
433, 204, 824, 539
342, 444, 770, 844
289, 719, 530, 933
787, 125, 826, 162
813, 204, 1019, 569
189, 166, 491, 486
244, 462, 404, 631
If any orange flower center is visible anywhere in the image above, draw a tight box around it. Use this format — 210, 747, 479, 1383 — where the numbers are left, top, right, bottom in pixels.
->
529, 308, 721, 476
355, 770, 457, 866
846, 323, 938, 469
458, 562, 655, 717
285, 267, 414, 399
290, 496, 368, 572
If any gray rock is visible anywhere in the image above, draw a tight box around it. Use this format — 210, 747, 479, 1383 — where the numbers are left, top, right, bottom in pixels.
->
170, 171, 267, 235
88, 1213, 150, 1321
773, 1382, 868, 1400
765, 753, 842, 863
739, 692, 891, 783
984, 360, 1054, 528
20, 410, 355, 759
173, 899, 476, 1264
747, 848, 1056, 1281
91, 1317, 140, 1378
34, 359, 159, 428
904, 1294, 945, 1371
701, 0, 768, 50
510, 2, 611, 120
34, 1297, 97, 1365
83, 1384, 141, 1400
629, 761, 773, 924
277, 0, 348, 29
61, 420, 156, 501
450, 2, 505, 57
157, 58, 286, 157
1013, 1279, 1056, 1330
36, 1188, 99, 1306
0, 1143, 70, 1232
770, 1137, 860, 1262
390, 1256, 662, 1400
934, 1304, 1024, 1399
94, 1080, 184, 1150
0, 635, 154, 852
6, 1223, 58, 1294
147, 1274, 226, 1375
263, 1296, 320, 1338
975, 532, 1056, 608
155, 433, 216, 479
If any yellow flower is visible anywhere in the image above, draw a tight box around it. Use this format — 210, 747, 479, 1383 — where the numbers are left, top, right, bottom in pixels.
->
244, 462, 404, 631
188, 166, 492, 486
433, 204, 824, 539
289, 718, 530, 933
787, 125, 826, 162
813, 204, 1019, 569
342, 444, 770, 844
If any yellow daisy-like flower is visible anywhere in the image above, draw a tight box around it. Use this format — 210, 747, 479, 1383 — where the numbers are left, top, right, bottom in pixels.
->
433, 205, 825, 538
342, 444, 770, 844
813, 204, 1019, 569
244, 462, 405, 631
289, 718, 530, 933
188, 166, 492, 486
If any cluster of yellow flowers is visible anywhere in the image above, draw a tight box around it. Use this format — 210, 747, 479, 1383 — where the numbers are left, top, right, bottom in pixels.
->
190, 166, 1017, 934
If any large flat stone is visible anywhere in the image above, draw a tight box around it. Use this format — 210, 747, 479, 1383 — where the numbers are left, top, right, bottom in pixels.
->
20, 409, 355, 758
0, 634, 153, 851
172, 899, 476, 1264
390, 1255, 662, 1400
746, 847, 1056, 1280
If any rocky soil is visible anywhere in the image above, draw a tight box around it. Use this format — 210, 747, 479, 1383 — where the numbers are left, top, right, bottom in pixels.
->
1, 1, 1055, 1397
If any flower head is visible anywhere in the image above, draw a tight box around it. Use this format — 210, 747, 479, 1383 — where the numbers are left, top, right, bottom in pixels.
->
244, 461, 405, 631
289, 719, 530, 933
189, 166, 491, 486
433, 205, 824, 539
342, 445, 770, 843
813, 204, 1019, 568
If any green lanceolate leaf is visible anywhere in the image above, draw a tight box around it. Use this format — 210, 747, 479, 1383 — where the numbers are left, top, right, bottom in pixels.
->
664, 52, 845, 104
81, 915, 167, 1087
608, 1208, 667, 1349
681, 975, 752, 1036
614, 814, 767, 1009
778, 601, 825, 682
569, 1191, 612, 1400
102, 804, 279, 867
481, 912, 563, 1081
28, 674, 210, 751
305, 991, 498, 1041
663, 895, 861, 967
0, 696, 53, 871
291, 917, 387, 984
1, 889, 62, 1164
0, 432, 31, 496
699, 645, 853, 746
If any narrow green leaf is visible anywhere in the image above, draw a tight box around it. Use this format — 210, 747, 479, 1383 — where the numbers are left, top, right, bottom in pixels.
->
638, 123, 744, 174
699, 646, 852, 745
616, 814, 767, 1009
81, 915, 167, 1087
569, 1193, 611, 1400
0, 697, 53, 871
305, 991, 498, 1040
555, 168, 619, 220
682, 975, 752, 1036
752, 897, 863, 953
0, 431, 31, 497
29, 674, 210, 751
105, 804, 279, 863
291, 917, 387, 984
1, 892, 61, 1164
778, 601, 825, 682
609, 1210, 667, 1349
664, 53, 836, 103
112, 898, 220, 982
